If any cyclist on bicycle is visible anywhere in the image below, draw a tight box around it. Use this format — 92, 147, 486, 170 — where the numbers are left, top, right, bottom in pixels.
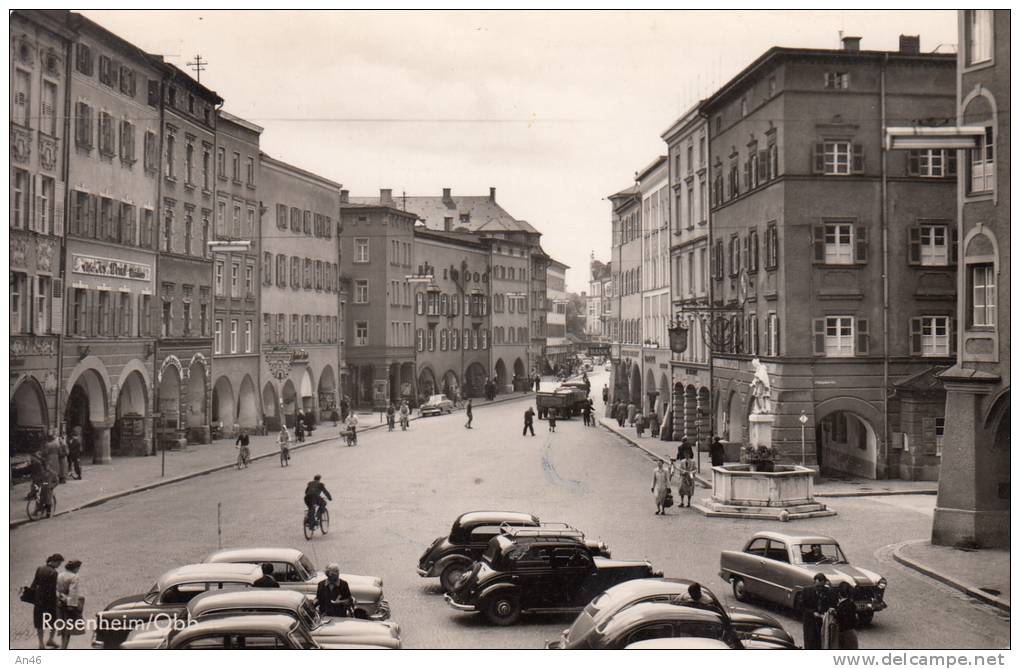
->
344, 412, 359, 446
28, 451, 56, 515
304, 474, 332, 527
278, 427, 291, 464
398, 401, 410, 430
235, 430, 251, 464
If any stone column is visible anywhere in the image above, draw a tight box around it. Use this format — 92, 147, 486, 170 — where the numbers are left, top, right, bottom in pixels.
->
684, 391, 698, 443
92, 422, 112, 464
671, 384, 684, 441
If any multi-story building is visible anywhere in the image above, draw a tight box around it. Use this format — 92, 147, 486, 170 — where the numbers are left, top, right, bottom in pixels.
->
412, 228, 492, 400
10, 11, 73, 456
259, 153, 341, 430
585, 258, 612, 340
600, 262, 614, 341
608, 182, 644, 408
529, 245, 549, 371
545, 259, 570, 367
638, 157, 672, 418
662, 105, 712, 443
930, 11, 1008, 547
702, 37, 957, 479
60, 14, 165, 460
210, 111, 262, 437
339, 190, 416, 408
489, 237, 532, 392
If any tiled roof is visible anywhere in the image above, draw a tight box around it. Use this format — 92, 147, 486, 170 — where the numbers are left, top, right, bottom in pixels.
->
894, 366, 951, 391
349, 193, 538, 235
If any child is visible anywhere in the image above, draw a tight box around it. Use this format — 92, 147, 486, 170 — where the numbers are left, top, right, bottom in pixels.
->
548, 409, 557, 433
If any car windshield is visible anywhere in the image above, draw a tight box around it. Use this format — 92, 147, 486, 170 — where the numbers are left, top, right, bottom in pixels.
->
298, 555, 315, 578
299, 600, 322, 629
429, 395, 446, 403
794, 543, 847, 564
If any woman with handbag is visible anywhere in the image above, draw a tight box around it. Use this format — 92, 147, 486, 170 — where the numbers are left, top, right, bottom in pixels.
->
28, 553, 63, 649
676, 454, 697, 508
651, 460, 671, 515
57, 560, 84, 649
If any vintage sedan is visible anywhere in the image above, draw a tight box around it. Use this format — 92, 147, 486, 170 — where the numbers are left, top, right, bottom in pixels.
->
204, 547, 390, 620
156, 614, 392, 649
420, 394, 454, 416
546, 578, 794, 649
418, 511, 541, 591
568, 602, 795, 650
445, 532, 660, 625
92, 563, 263, 649
121, 589, 401, 649
719, 530, 888, 624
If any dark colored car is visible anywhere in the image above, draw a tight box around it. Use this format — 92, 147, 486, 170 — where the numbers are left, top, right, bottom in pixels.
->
418, 511, 541, 592
547, 578, 795, 649
566, 601, 796, 650
444, 532, 661, 625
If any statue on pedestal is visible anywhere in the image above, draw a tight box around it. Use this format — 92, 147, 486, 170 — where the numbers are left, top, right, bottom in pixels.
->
749, 358, 772, 416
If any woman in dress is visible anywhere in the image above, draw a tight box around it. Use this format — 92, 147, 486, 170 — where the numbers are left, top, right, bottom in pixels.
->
651, 461, 670, 515
57, 560, 83, 649
676, 454, 697, 507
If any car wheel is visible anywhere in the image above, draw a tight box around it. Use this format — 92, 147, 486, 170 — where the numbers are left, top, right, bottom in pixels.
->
732, 577, 749, 602
483, 592, 521, 626
857, 611, 874, 626
440, 561, 470, 593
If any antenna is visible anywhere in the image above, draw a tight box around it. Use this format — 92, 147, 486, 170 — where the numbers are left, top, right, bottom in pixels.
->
186, 54, 207, 83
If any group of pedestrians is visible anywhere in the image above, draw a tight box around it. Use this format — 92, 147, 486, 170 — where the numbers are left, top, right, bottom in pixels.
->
799, 573, 860, 649
25, 553, 84, 649
384, 401, 412, 432
26, 428, 85, 518
651, 440, 699, 514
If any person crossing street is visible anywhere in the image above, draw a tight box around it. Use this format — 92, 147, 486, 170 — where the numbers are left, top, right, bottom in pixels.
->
523, 406, 536, 436
464, 399, 473, 429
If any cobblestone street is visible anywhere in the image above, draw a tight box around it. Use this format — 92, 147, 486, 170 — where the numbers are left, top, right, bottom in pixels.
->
9, 382, 1009, 649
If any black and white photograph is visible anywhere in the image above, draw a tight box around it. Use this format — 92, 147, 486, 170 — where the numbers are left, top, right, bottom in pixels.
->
7, 8, 1010, 658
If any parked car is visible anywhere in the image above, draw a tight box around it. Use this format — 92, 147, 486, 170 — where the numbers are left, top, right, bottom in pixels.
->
562, 601, 795, 650
418, 511, 541, 592
91, 563, 264, 649
546, 578, 794, 649
445, 531, 660, 625
155, 613, 392, 649
624, 637, 733, 650
121, 589, 400, 649
719, 530, 887, 624
204, 547, 389, 620
421, 394, 454, 416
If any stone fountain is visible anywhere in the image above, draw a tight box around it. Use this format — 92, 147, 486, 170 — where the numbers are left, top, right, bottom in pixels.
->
693, 359, 835, 521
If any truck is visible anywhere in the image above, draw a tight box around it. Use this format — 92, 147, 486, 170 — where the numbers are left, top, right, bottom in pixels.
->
536, 385, 589, 419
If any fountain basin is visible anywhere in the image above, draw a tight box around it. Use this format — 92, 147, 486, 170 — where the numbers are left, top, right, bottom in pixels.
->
692, 464, 836, 521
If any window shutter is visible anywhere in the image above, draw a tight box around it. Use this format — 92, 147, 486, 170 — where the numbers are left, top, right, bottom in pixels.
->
950, 318, 958, 356
813, 318, 825, 355
758, 150, 768, 181
949, 226, 959, 265
813, 226, 826, 263
774, 316, 780, 356
908, 226, 921, 265
855, 226, 869, 264
51, 279, 64, 335
852, 144, 865, 173
126, 295, 134, 337
909, 317, 922, 356
86, 290, 97, 337
32, 174, 41, 233
907, 151, 919, 176
53, 181, 65, 237
742, 235, 749, 271
812, 143, 825, 173
88, 194, 99, 239
856, 318, 869, 355
947, 150, 958, 176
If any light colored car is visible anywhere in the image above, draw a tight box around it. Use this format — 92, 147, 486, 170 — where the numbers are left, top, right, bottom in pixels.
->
121, 588, 400, 649
421, 394, 454, 416
204, 547, 389, 620
719, 530, 887, 624
157, 613, 392, 649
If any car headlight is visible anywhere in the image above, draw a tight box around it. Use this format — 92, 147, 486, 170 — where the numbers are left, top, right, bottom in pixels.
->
877, 578, 887, 590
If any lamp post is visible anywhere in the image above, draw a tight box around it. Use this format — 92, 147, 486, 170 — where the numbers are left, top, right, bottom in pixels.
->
799, 410, 808, 466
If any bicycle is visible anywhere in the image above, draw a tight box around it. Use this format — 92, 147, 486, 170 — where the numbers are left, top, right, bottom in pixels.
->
236, 446, 251, 470
343, 429, 357, 447
303, 505, 330, 540
26, 483, 57, 521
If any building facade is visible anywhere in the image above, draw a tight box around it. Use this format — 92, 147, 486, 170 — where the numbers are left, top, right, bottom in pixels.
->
638, 158, 672, 419
529, 245, 549, 370
412, 229, 492, 400
489, 237, 532, 392
259, 153, 341, 430
210, 111, 262, 437
545, 258, 570, 367
662, 106, 712, 443
339, 192, 416, 409
933, 10, 1010, 547
703, 39, 957, 479
10, 11, 73, 457
608, 185, 643, 408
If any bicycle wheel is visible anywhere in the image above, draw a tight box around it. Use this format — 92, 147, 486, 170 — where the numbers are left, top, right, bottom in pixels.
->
26, 497, 42, 522
236, 453, 244, 470
319, 508, 330, 535
303, 514, 314, 541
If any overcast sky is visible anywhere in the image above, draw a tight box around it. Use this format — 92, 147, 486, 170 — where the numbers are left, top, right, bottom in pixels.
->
84, 10, 957, 293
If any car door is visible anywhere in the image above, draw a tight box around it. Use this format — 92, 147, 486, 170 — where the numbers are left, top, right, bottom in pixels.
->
755, 539, 796, 605
552, 547, 594, 607
511, 544, 555, 608
740, 538, 771, 598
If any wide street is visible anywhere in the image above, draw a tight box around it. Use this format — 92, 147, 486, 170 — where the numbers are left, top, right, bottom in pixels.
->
9, 371, 1009, 649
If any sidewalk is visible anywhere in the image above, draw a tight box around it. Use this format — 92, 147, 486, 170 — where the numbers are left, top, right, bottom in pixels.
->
10, 391, 534, 529
893, 539, 1010, 612
596, 414, 712, 486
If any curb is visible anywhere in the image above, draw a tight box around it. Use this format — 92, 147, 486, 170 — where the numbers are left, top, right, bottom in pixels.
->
891, 539, 1010, 613
815, 489, 938, 498
10, 391, 536, 530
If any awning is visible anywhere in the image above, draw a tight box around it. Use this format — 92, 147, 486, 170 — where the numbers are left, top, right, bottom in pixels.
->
885, 126, 986, 151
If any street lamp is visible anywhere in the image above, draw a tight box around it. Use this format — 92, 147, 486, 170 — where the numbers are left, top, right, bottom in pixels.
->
799, 410, 809, 466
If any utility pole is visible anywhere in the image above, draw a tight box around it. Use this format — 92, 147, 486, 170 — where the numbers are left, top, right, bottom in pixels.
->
187, 54, 207, 83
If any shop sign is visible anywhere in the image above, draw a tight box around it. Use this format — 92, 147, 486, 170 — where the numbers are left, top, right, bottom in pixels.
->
73, 254, 151, 281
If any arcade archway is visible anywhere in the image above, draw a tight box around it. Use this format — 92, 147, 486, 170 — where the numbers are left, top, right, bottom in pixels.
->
212, 376, 236, 431
237, 375, 259, 430
442, 370, 460, 399
113, 371, 148, 455
186, 359, 207, 433
816, 410, 879, 479
67, 368, 109, 461
262, 382, 280, 432
318, 366, 337, 419
417, 366, 437, 399
11, 376, 48, 454
629, 365, 642, 412
465, 362, 486, 398
299, 367, 315, 418
281, 379, 298, 428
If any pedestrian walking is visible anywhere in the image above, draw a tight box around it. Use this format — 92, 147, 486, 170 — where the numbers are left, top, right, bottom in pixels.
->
582, 401, 592, 427
340, 396, 350, 422
675, 453, 697, 507
66, 426, 82, 481
627, 401, 637, 426
399, 401, 410, 430
464, 400, 473, 429
534, 373, 541, 392
798, 574, 835, 650
676, 437, 694, 461
615, 401, 627, 428
29, 553, 63, 648
651, 461, 670, 515
54, 432, 68, 484
56, 559, 84, 648
710, 436, 726, 468
523, 407, 536, 436
649, 411, 661, 438
634, 411, 646, 437
386, 403, 396, 431
834, 582, 859, 649
548, 409, 557, 432
602, 384, 609, 404
294, 415, 305, 443
42, 434, 61, 488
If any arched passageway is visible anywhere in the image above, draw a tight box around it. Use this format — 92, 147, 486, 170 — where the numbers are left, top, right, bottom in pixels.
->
629, 365, 642, 412
318, 366, 337, 420
212, 376, 236, 432
299, 367, 316, 419
113, 371, 149, 455
281, 379, 298, 428
262, 382, 280, 432
442, 370, 460, 399
494, 359, 507, 394
465, 363, 486, 398
417, 367, 437, 400
67, 369, 109, 462
11, 376, 48, 454
186, 360, 207, 434
816, 410, 878, 479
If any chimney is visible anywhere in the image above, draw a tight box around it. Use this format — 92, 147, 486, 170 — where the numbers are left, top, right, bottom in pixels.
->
489, 187, 496, 202
841, 35, 861, 52
442, 187, 452, 203
380, 188, 394, 206
339, 189, 349, 204
899, 34, 920, 54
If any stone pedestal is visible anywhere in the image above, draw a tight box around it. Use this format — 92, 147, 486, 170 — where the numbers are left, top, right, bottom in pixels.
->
749, 413, 774, 448
692, 464, 836, 521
